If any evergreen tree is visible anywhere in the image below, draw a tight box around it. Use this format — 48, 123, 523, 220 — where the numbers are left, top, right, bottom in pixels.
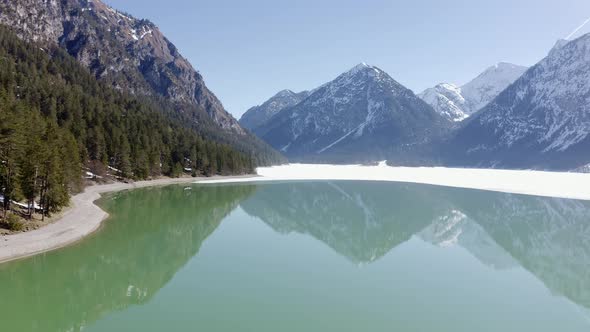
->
19, 111, 44, 217
0, 107, 23, 216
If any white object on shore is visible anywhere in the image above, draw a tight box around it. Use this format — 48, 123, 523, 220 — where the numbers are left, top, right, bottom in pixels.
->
107, 166, 121, 174
85, 171, 103, 179
0, 195, 41, 210
200, 164, 590, 201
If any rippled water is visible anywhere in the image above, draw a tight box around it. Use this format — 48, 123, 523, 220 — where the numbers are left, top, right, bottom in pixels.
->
1, 181, 589, 331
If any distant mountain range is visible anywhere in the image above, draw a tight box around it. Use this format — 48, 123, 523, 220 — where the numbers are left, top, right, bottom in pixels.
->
241, 63, 451, 163
418, 62, 528, 121
241, 36, 590, 170
447, 36, 590, 169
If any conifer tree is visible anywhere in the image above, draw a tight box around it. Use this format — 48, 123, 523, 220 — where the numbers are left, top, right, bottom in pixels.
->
0, 107, 23, 216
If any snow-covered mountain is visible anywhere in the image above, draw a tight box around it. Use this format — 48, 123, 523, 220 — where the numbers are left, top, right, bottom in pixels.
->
254, 63, 451, 162
461, 62, 528, 113
418, 83, 468, 122
419, 63, 527, 121
240, 89, 310, 131
447, 34, 590, 170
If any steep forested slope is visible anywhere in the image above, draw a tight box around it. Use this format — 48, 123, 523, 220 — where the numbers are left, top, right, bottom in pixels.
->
0, 0, 284, 166
0, 26, 251, 216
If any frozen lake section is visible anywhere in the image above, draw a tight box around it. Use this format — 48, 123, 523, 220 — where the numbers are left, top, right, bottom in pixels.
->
199, 163, 590, 201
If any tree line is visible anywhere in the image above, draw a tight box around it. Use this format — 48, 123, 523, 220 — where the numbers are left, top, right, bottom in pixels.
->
0, 26, 254, 220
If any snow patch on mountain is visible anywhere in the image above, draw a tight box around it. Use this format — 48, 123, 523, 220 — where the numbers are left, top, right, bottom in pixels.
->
419, 63, 527, 121
461, 62, 528, 113
479, 36, 590, 152
418, 83, 468, 122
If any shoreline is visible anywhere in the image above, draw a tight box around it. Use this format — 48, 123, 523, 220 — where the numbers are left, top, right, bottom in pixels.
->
2, 164, 590, 264
0, 175, 256, 264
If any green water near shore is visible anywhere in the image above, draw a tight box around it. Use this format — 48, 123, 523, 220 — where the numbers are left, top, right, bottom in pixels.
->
1, 181, 589, 331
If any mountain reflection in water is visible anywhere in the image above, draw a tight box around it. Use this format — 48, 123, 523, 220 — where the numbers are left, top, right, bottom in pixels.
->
241, 181, 590, 309
0, 181, 589, 332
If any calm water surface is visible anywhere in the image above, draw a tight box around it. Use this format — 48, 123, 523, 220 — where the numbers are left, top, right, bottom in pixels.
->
1, 181, 589, 331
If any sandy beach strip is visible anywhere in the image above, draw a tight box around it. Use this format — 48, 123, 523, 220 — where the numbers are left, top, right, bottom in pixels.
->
0, 175, 256, 264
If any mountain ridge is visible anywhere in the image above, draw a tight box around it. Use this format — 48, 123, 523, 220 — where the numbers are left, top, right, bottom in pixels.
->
0, 0, 285, 165
445, 35, 590, 170
418, 62, 528, 121
251, 63, 451, 163
240, 89, 310, 131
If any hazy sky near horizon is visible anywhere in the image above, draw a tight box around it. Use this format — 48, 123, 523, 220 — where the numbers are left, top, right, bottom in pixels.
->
106, 0, 590, 118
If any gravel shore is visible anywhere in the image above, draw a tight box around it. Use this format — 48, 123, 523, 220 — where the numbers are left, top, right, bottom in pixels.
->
0, 175, 256, 264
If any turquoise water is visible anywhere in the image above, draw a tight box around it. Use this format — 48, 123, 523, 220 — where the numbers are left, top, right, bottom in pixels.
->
1, 181, 589, 331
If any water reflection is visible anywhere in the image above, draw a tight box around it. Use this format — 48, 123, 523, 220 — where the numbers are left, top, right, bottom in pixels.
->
0, 181, 589, 332
241, 181, 590, 309
0, 184, 256, 332
240, 181, 448, 263
453, 189, 590, 309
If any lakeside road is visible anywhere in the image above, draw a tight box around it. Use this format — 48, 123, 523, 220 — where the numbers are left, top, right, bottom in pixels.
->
0, 175, 257, 264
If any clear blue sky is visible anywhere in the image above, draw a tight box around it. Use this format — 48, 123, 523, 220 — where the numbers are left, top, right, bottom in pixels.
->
106, 0, 590, 118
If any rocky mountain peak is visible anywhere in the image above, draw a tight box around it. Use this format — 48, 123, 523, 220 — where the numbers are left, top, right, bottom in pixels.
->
460, 62, 528, 112
239, 88, 310, 131
0, 0, 244, 134
418, 83, 468, 122
274, 89, 297, 98
419, 62, 527, 121
340, 62, 385, 79
347, 62, 372, 73
251, 63, 449, 162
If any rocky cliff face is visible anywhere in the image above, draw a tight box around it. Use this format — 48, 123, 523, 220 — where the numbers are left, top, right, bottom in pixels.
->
0, 0, 242, 133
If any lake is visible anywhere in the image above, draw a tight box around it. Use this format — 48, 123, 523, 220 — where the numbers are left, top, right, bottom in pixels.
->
1, 181, 589, 331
